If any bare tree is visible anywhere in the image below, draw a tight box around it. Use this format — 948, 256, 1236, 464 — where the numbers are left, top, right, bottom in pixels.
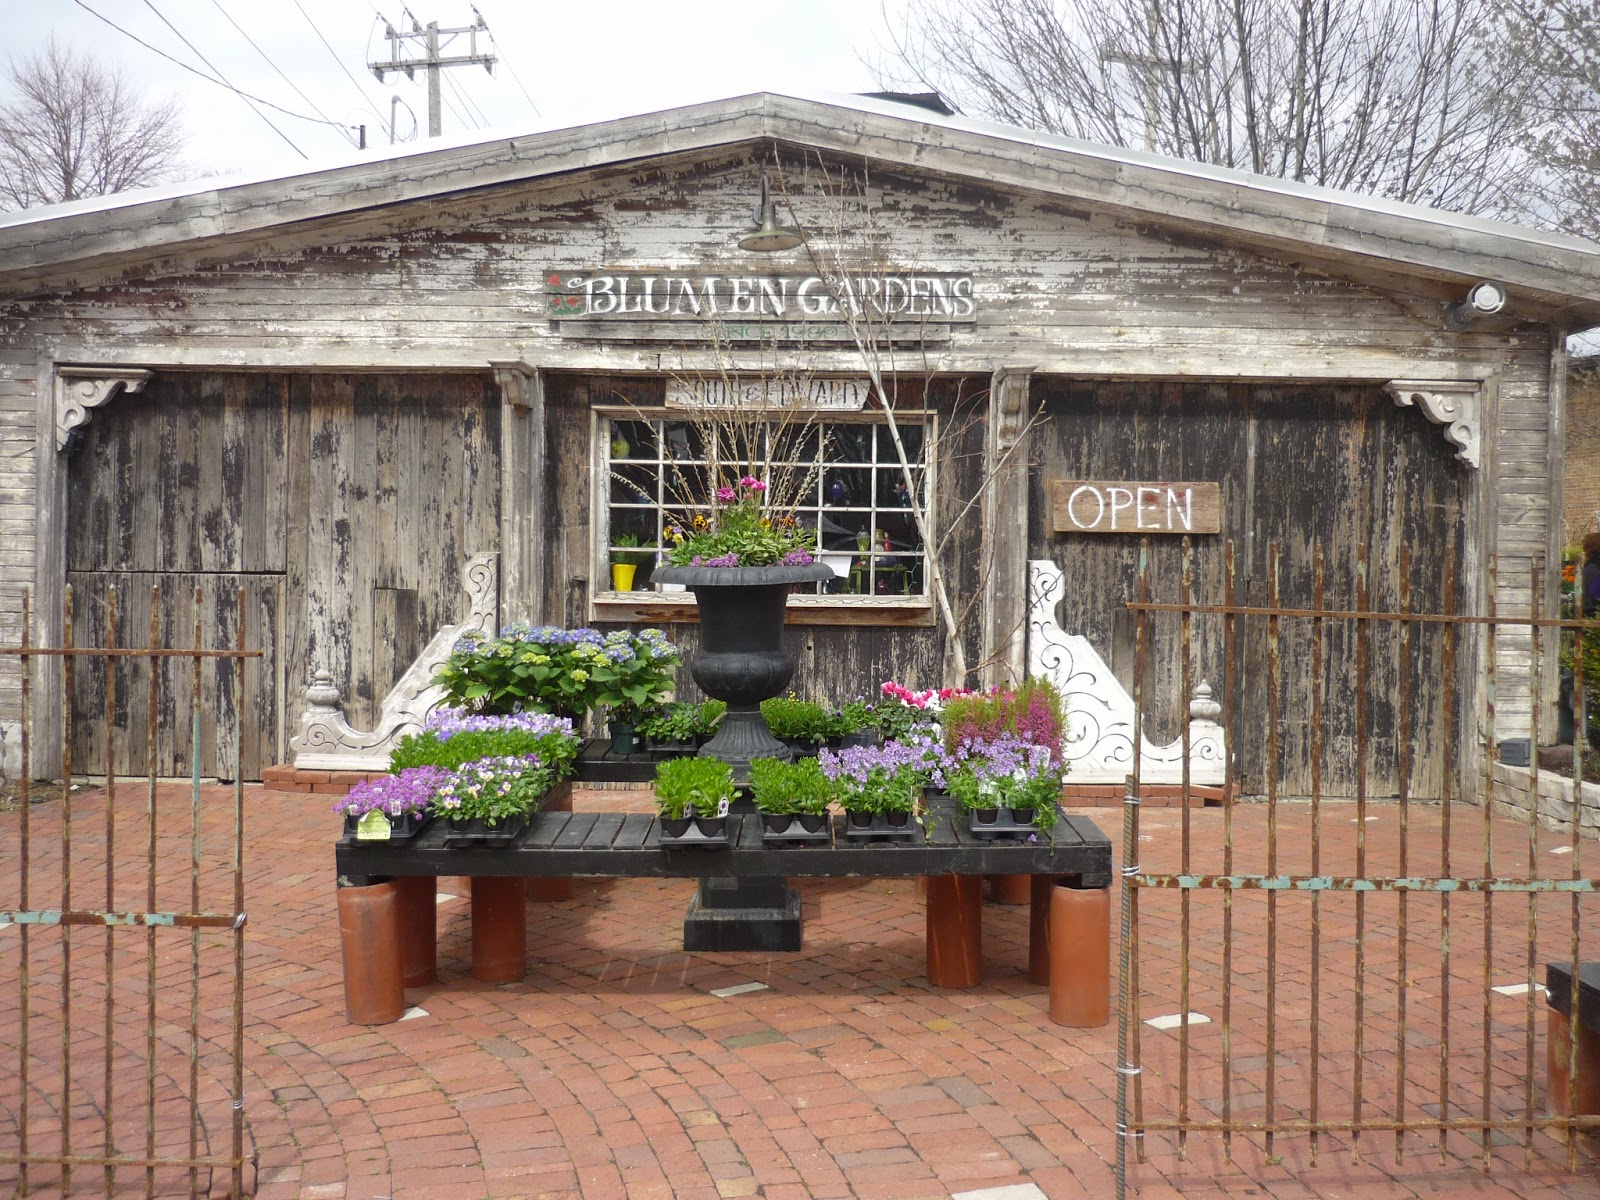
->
0, 39, 183, 211
781, 157, 1045, 687
876, 0, 1539, 219
1494, 0, 1600, 239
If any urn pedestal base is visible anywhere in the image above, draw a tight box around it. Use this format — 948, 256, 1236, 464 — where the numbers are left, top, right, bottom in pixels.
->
683, 874, 802, 952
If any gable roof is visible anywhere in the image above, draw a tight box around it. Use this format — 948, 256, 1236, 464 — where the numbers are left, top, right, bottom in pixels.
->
2, 89, 1598, 325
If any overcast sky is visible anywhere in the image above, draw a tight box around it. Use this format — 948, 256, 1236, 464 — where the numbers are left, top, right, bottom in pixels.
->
7, 1, 913, 185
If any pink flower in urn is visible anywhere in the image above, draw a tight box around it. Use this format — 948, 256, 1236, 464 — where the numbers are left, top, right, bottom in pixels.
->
739, 476, 767, 492
716, 486, 738, 502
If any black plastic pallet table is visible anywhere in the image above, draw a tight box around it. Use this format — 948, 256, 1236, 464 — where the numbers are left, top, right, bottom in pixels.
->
334, 800, 1113, 1025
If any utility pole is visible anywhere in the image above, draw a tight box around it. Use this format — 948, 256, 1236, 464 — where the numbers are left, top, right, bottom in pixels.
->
368, 15, 495, 139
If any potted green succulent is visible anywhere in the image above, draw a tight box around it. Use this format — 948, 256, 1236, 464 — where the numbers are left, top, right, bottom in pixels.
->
638, 699, 726, 757
759, 696, 830, 753
748, 756, 832, 843
653, 756, 736, 846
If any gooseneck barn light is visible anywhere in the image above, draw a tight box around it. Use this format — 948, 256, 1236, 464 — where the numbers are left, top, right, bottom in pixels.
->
738, 173, 804, 253
1443, 279, 1507, 330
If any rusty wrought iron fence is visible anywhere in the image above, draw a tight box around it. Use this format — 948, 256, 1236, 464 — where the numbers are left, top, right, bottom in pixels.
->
0, 584, 258, 1198
1115, 540, 1600, 1197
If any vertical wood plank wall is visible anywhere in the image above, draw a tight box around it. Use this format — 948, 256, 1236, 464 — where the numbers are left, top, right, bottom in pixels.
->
1027, 380, 1468, 800
64, 372, 500, 778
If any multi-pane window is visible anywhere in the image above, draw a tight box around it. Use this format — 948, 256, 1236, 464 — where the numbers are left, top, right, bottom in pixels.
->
603, 413, 930, 599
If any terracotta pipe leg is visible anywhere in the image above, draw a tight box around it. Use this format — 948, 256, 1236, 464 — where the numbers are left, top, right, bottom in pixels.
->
1548, 1007, 1600, 1115
337, 880, 404, 1025
925, 875, 983, 988
391, 875, 437, 987
527, 782, 574, 901
1027, 875, 1056, 986
987, 874, 1032, 905
1049, 883, 1110, 1027
470, 876, 528, 983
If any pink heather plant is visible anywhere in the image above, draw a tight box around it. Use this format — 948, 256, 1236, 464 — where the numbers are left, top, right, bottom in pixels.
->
941, 678, 1065, 767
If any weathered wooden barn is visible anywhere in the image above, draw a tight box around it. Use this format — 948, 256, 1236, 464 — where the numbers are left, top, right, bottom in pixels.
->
2, 91, 1598, 795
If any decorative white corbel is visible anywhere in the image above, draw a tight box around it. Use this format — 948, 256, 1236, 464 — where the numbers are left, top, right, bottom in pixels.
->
489, 359, 539, 411
1384, 379, 1481, 469
288, 552, 499, 770
55, 367, 153, 451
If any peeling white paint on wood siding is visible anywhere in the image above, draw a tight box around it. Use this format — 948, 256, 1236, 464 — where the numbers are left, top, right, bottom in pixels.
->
0, 149, 1563, 775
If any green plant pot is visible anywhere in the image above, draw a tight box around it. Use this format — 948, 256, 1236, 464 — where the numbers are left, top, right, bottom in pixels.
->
609, 720, 642, 756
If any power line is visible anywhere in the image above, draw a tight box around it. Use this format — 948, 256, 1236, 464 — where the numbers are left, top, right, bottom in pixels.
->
210, 0, 361, 146
290, 0, 389, 124
70, 0, 350, 141
471, 4, 539, 117
139, 0, 307, 157
442, 69, 487, 129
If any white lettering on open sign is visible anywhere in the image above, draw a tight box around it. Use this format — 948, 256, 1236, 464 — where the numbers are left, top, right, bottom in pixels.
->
1052, 480, 1221, 535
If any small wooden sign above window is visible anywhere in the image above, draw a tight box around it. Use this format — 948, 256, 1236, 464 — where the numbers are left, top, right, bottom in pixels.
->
1051, 480, 1221, 535
666, 377, 869, 411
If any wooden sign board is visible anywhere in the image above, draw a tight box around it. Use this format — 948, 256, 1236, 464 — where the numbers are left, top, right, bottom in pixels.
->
666, 377, 869, 411
1052, 480, 1221, 535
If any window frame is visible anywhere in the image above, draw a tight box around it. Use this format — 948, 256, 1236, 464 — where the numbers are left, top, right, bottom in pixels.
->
588, 403, 938, 627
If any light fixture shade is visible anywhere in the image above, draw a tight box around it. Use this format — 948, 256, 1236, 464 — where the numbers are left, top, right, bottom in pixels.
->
1443, 279, 1508, 330
739, 172, 803, 253
1466, 279, 1506, 316
739, 216, 804, 253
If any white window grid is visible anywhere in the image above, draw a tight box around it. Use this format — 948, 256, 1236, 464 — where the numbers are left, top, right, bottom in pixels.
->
599, 410, 932, 599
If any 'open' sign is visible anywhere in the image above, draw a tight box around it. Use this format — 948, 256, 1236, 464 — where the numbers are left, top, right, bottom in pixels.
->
1051, 480, 1221, 535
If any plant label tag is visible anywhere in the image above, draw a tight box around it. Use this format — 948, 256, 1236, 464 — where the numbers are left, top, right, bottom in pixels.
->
717, 798, 730, 817
356, 811, 392, 841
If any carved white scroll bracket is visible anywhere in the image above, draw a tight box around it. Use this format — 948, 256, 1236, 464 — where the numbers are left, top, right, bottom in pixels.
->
56, 367, 153, 451
489, 359, 538, 411
289, 551, 499, 771
1384, 379, 1481, 469
1027, 558, 1226, 785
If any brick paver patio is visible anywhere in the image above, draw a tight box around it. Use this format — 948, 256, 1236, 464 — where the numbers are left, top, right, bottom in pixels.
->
3, 783, 1599, 1198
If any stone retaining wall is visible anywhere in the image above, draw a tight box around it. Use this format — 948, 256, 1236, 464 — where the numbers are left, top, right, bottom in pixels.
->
1490, 761, 1600, 837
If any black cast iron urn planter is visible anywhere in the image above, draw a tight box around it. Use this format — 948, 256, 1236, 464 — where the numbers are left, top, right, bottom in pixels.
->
651, 560, 833, 954
652, 561, 834, 778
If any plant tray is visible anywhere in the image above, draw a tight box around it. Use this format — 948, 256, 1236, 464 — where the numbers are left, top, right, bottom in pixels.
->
657, 817, 731, 848
969, 806, 1043, 840
442, 815, 528, 848
342, 811, 432, 846
758, 814, 832, 846
842, 811, 922, 842
647, 741, 698, 760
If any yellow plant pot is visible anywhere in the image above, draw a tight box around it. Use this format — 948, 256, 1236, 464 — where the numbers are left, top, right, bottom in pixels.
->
611, 562, 637, 592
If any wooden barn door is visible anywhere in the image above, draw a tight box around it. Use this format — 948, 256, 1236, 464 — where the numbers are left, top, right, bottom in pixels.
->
1027, 380, 1469, 800
64, 371, 501, 780
66, 374, 291, 780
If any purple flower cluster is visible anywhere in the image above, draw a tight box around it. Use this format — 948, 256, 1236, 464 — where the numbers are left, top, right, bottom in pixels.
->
818, 735, 942, 784
424, 706, 575, 740
947, 733, 1056, 783
431, 753, 545, 816
780, 549, 815, 566
691, 552, 741, 567
332, 766, 449, 818
498, 622, 606, 647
